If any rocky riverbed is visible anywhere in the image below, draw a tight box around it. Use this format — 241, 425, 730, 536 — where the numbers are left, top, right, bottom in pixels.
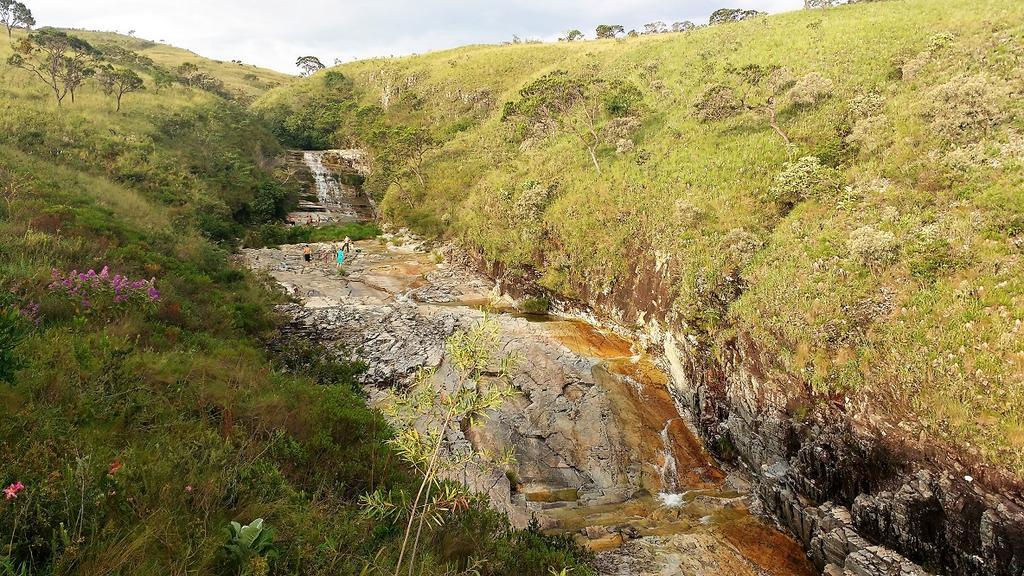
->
243, 232, 818, 575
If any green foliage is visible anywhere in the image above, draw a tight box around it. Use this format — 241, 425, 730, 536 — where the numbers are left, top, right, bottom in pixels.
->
594, 24, 624, 39
520, 296, 551, 315
220, 519, 277, 576
243, 222, 380, 248
0, 307, 28, 382
767, 155, 841, 208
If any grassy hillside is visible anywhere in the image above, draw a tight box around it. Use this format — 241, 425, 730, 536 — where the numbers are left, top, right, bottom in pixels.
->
256, 0, 1024, 474
0, 26, 589, 576
65, 29, 293, 100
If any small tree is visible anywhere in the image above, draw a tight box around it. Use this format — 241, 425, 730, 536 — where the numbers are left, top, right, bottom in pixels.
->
0, 0, 34, 38
595, 24, 624, 39
709, 8, 765, 25
693, 64, 832, 148
559, 29, 584, 42
363, 318, 519, 576
671, 21, 696, 32
295, 55, 325, 77
97, 64, 144, 111
7, 29, 99, 107
642, 21, 668, 35
502, 70, 643, 174
151, 67, 175, 92
804, 0, 840, 8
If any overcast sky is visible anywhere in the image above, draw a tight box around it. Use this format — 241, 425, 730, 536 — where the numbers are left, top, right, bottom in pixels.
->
29, 1, 804, 74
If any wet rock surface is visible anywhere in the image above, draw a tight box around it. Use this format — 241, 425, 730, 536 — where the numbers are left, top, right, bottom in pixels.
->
244, 230, 815, 575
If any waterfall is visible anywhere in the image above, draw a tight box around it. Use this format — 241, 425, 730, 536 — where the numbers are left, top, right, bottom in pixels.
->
303, 151, 341, 208
657, 417, 683, 506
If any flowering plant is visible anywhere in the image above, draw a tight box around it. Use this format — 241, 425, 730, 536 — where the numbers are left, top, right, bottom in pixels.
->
3, 481, 24, 500
48, 266, 160, 314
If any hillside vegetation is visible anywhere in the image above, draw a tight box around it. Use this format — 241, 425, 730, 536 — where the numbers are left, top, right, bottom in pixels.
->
0, 22, 589, 576
256, 0, 1024, 474
66, 30, 292, 101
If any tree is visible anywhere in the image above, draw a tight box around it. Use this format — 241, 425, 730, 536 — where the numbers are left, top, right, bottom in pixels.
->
0, 0, 34, 38
693, 64, 832, 148
6, 29, 99, 107
559, 29, 584, 42
709, 8, 765, 25
671, 21, 696, 32
595, 24, 624, 39
374, 124, 439, 188
642, 21, 668, 35
295, 55, 325, 77
805, 0, 840, 7
502, 70, 643, 174
151, 67, 175, 92
97, 64, 144, 111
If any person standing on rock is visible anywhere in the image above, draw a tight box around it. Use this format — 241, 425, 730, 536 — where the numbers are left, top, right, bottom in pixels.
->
302, 245, 312, 263
342, 236, 353, 256
336, 243, 345, 268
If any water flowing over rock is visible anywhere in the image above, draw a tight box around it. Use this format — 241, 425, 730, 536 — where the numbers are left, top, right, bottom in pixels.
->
243, 226, 816, 575
283, 149, 375, 224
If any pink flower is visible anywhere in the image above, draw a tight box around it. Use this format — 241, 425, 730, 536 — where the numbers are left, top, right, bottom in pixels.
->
4, 482, 25, 500
184, 485, 193, 493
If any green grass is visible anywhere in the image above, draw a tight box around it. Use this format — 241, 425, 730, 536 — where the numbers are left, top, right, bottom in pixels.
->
0, 27, 590, 576
64, 29, 294, 100
257, 0, 1024, 474
244, 222, 382, 248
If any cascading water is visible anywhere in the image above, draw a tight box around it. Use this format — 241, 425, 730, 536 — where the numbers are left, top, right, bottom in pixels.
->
303, 151, 341, 209
656, 418, 685, 507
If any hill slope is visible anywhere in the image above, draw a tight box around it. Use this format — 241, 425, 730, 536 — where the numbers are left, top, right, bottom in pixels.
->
65, 29, 293, 100
256, 0, 1024, 478
0, 25, 591, 576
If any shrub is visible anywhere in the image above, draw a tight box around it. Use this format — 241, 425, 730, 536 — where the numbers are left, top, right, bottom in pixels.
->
519, 296, 551, 314
924, 74, 1008, 144
766, 156, 841, 208
906, 224, 960, 282
848, 225, 899, 268
693, 84, 743, 122
721, 228, 763, 268
849, 92, 886, 120
789, 73, 835, 106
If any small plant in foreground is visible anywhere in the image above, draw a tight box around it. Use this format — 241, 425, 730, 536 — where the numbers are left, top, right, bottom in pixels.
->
220, 518, 276, 576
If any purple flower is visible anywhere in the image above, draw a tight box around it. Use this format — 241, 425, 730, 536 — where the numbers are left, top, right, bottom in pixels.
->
147, 287, 160, 301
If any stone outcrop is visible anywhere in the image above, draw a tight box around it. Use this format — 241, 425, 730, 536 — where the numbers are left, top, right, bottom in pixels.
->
663, 330, 1024, 576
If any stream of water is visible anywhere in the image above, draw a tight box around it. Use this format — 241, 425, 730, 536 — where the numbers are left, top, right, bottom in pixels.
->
244, 151, 819, 576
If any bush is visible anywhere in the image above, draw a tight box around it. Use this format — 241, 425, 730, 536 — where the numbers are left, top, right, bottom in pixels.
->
766, 156, 841, 208
789, 73, 835, 106
924, 74, 1008, 144
519, 296, 551, 315
848, 225, 899, 268
693, 84, 743, 122
721, 228, 763, 268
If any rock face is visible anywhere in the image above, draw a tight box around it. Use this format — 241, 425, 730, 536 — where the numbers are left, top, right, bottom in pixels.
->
244, 232, 817, 575
473, 248, 1023, 575
664, 331, 1024, 576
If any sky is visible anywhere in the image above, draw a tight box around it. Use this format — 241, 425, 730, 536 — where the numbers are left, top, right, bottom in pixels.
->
28, 0, 805, 74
